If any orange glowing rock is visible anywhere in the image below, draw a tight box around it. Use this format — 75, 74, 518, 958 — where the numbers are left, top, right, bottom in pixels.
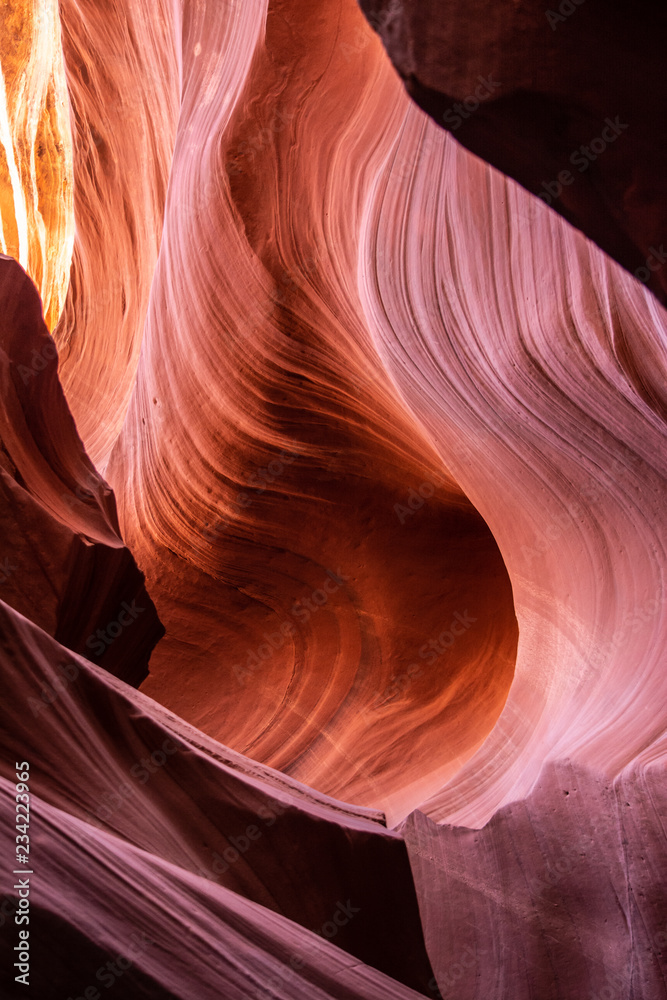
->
0, 0, 73, 330
0, 1, 666, 997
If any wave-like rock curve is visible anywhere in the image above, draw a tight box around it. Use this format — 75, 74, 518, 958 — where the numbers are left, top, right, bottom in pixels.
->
0, 0, 665, 997
0, 256, 162, 684
106, 0, 519, 822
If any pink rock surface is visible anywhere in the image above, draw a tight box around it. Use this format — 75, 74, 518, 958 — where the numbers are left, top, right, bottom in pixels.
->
53, 0, 181, 468
0, 598, 434, 995
403, 759, 667, 999
1, 784, 430, 1000
359, 124, 667, 827
0, 0, 665, 997
359, 0, 667, 306
0, 256, 162, 684
104, 0, 519, 821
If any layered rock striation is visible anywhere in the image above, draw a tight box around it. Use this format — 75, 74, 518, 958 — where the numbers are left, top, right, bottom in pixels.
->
359, 0, 667, 306
0, 0, 665, 998
0, 256, 161, 685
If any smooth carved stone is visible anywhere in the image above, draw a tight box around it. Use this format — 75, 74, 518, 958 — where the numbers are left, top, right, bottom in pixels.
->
359, 127, 667, 826
104, 0, 519, 822
0, 256, 162, 685
0, 601, 435, 996
52, 0, 181, 468
402, 760, 667, 1000
0, 1, 665, 996
359, 0, 667, 305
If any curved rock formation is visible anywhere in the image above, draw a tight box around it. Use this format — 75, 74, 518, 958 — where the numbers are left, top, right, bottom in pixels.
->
403, 757, 667, 1000
0, 256, 161, 684
359, 0, 667, 306
359, 125, 667, 826
106, 0, 518, 822
0, 600, 434, 996
0, 0, 665, 998
53, 0, 181, 468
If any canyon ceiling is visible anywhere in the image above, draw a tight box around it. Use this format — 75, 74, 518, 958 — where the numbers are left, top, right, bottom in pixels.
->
0, 0, 665, 998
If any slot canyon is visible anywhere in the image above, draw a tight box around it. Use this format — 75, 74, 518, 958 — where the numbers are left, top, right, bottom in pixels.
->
0, 0, 665, 997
